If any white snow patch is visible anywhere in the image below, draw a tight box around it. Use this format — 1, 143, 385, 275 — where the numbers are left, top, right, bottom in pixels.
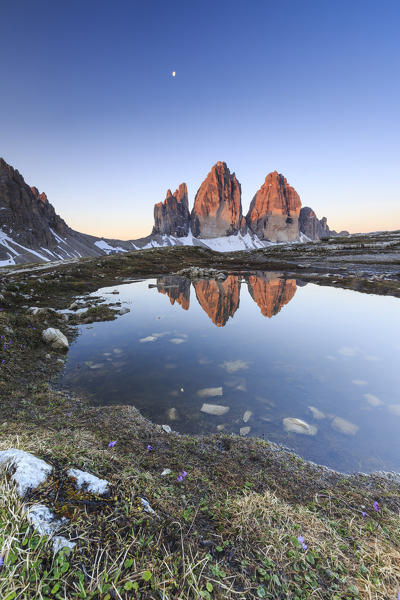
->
67, 468, 109, 495
94, 240, 126, 254
0, 449, 52, 496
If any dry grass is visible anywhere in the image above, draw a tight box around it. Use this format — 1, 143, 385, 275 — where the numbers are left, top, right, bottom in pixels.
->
224, 489, 400, 599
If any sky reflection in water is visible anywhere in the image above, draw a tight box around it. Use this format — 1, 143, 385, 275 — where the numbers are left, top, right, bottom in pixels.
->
60, 273, 400, 473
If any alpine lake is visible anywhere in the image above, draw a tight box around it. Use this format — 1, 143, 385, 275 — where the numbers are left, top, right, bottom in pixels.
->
59, 272, 400, 474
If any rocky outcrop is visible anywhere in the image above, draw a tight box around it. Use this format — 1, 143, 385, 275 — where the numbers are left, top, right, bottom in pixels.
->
299, 207, 347, 240
191, 162, 242, 238
0, 158, 69, 249
299, 207, 331, 240
246, 171, 301, 242
153, 184, 190, 237
246, 273, 297, 318
157, 275, 190, 310
193, 275, 240, 326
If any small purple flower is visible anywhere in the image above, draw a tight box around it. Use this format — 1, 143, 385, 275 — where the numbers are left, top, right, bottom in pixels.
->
297, 535, 307, 550
362, 511, 367, 518
147, 445, 153, 451
177, 475, 183, 482
181, 471, 187, 478
108, 440, 117, 448
373, 501, 379, 512
0, 556, 3, 567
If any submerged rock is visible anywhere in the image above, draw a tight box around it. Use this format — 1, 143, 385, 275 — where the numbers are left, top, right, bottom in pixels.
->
197, 387, 223, 398
200, 403, 230, 416
42, 328, 69, 350
331, 417, 359, 435
308, 406, 326, 420
283, 418, 317, 436
243, 410, 253, 423
167, 407, 178, 421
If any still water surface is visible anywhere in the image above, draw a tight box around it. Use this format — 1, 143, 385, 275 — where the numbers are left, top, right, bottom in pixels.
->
60, 273, 400, 473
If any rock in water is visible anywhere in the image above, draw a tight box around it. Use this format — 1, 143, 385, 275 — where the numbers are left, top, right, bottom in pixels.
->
308, 406, 326, 420
200, 403, 230, 416
246, 171, 301, 242
42, 328, 69, 350
331, 417, 359, 435
243, 410, 253, 423
283, 417, 317, 435
197, 387, 223, 398
191, 162, 243, 238
153, 184, 190, 237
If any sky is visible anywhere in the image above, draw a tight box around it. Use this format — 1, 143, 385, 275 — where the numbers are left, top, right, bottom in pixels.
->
1, 0, 399, 239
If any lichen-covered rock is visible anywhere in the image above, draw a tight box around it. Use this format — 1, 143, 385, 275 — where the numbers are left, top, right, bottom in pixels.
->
246, 171, 301, 242
42, 327, 69, 349
191, 162, 242, 238
153, 184, 190, 237
0, 448, 53, 496
67, 468, 109, 495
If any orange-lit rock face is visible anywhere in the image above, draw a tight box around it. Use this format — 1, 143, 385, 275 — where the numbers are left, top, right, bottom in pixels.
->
246, 171, 301, 242
153, 183, 190, 237
246, 273, 297, 318
193, 276, 240, 326
156, 275, 190, 310
191, 162, 242, 238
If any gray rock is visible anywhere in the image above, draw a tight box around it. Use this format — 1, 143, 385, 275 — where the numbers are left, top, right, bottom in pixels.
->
42, 328, 69, 350
200, 403, 230, 416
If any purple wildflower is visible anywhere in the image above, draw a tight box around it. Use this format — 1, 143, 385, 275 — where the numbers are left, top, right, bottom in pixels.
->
181, 471, 187, 478
177, 475, 183, 482
0, 556, 3, 567
147, 445, 153, 451
362, 511, 367, 518
108, 440, 117, 448
297, 535, 307, 550
373, 501, 379, 512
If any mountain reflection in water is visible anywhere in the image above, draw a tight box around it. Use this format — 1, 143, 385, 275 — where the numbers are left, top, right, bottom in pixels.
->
156, 273, 297, 326
60, 274, 400, 474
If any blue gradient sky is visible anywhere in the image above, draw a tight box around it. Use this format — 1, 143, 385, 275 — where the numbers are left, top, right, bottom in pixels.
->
1, 0, 399, 238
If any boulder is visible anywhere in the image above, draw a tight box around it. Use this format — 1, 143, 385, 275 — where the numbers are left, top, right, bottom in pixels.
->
42, 327, 69, 349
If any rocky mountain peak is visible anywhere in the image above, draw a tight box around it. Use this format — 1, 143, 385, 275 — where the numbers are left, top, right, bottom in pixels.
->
299, 206, 331, 240
153, 183, 190, 237
246, 171, 301, 242
191, 162, 243, 238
